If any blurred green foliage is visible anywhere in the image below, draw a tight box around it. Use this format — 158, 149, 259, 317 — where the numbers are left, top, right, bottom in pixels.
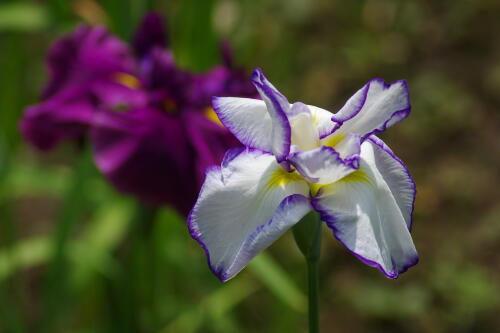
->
0, 0, 499, 332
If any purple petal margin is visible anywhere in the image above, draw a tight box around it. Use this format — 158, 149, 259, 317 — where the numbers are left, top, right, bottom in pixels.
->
212, 96, 272, 153
310, 189, 419, 279
362, 79, 411, 141
221, 146, 247, 168
187, 147, 275, 282
251, 68, 291, 163
187, 173, 310, 282
187, 165, 227, 281
367, 135, 416, 231
326, 82, 370, 138
222, 194, 311, 281
288, 144, 360, 184
329, 78, 411, 141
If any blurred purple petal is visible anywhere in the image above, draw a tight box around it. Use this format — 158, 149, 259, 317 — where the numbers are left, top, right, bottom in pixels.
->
43, 25, 133, 99
183, 110, 241, 185
20, 97, 94, 150
133, 12, 168, 58
219, 40, 234, 68
191, 65, 257, 108
21, 25, 134, 150
91, 79, 148, 110
21, 13, 258, 216
139, 48, 192, 107
91, 107, 197, 214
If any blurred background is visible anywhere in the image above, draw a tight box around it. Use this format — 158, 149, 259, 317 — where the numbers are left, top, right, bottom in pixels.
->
1, 0, 500, 332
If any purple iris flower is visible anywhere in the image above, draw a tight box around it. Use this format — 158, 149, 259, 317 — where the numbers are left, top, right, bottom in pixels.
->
20, 12, 257, 215
91, 14, 259, 215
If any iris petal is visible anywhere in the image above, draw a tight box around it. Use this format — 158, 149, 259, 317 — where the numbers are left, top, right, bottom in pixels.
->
188, 148, 310, 282
212, 97, 273, 152
328, 78, 410, 140
311, 140, 418, 278
251, 68, 291, 162
289, 102, 320, 151
367, 136, 416, 230
288, 145, 359, 185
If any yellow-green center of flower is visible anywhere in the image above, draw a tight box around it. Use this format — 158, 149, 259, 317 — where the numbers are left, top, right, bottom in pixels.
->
114, 72, 140, 89
340, 169, 370, 184
322, 133, 346, 149
266, 168, 303, 189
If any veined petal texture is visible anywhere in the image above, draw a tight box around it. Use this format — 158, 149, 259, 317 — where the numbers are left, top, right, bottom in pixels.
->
312, 140, 418, 278
251, 68, 291, 162
327, 79, 410, 141
188, 148, 311, 282
212, 97, 273, 152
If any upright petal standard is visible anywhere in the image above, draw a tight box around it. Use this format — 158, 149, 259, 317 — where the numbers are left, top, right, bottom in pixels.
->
189, 68, 418, 282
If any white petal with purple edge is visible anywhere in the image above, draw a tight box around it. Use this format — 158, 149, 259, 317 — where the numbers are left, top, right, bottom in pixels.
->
288, 144, 360, 185
212, 97, 274, 152
312, 141, 418, 278
188, 148, 310, 282
331, 133, 361, 160
330, 83, 370, 129
251, 68, 291, 162
329, 79, 410, 139
367, 136, 416, 230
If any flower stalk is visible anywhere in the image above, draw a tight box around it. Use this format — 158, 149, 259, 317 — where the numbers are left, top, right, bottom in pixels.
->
293, 212, 322, 333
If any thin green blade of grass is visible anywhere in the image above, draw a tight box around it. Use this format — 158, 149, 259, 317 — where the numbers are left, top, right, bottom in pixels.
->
41, 148, 96, 332
171, 0, 219, 71
0, 3, 49, 32
0, 237, 50, 282
248, 252, 307, 313
161, 276, 259, 333
0, 197, 133, 283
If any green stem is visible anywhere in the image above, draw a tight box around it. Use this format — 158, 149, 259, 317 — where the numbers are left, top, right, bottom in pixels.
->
293, 212, 322, 333
137, 204, 159, 330
307, 258, 320, 333
42, 148, 94, 332
107, 203, 158, 332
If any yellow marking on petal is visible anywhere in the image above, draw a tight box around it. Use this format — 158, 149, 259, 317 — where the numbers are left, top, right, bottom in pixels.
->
310, 109, 320, 127
164, 99, 177, 113
266, 168, 303, 189
114, 73, 140, 89
309, 183, 322, 196
204, 107, 223, 126
339, 169, 371, 185
322, 133, 346, 149
309, 170, 369, 196
314, 169, 371, 197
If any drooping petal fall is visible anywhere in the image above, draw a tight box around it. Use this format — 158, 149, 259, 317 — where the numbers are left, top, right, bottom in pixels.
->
367, 136, 416, 230
311, 140, 418, 278
188, 148, 311, 281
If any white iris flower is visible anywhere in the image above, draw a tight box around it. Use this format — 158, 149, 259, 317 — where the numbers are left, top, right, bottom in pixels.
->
188, 68, 418, 282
